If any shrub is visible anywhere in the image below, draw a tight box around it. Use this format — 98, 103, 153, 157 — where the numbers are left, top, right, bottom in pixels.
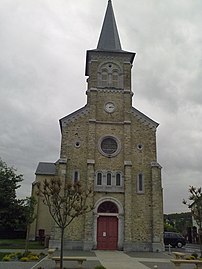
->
2, 255, 11, 262
16, 252, 23, 259
2, 253, 18, 261
1, 251, 43, 262
23, 251, 31, 257
9, 253, 16, 259
191, 253, 198, 259
190, 256, 196, 260
20, 257, 29, 262
28, 255, 39, 261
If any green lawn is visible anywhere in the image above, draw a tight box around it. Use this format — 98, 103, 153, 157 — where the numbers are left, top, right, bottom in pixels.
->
0, 239, 45, 249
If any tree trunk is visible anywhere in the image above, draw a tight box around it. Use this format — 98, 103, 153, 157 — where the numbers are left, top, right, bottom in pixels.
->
25, 224, 30, 253
60, 227, 65, 269
199, 228, 202, 258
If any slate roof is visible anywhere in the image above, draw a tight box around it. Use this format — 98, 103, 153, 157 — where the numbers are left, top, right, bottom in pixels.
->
97, 0, 122, 51
35, 162, 56, 175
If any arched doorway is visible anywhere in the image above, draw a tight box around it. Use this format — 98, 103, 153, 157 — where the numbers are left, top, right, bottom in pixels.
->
97, 201, 118, 250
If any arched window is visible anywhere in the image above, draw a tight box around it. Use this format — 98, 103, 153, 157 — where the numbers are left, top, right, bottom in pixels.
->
98, 201, 118, 213
107, 173, 112, 186
73, 170, 79, 184
97, 62, 122, 89
97, 172, 102, 186
116, 173, 121, 186
101, 70, 108, 87
137, 173, 144, 193
94, 170, 124, 192
112, 71, 119, 87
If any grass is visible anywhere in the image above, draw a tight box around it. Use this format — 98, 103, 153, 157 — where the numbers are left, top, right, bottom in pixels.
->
0, 239, 45, 249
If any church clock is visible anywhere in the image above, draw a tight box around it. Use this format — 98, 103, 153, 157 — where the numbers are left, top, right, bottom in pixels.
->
105, 102, 115, 113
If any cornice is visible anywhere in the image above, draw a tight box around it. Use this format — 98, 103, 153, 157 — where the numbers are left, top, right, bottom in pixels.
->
86, 87, 133, 95
60, 106, 89, 129
131, 107, 159, 130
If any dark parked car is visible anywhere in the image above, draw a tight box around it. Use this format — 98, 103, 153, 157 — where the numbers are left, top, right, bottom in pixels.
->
164, 232, 186, 248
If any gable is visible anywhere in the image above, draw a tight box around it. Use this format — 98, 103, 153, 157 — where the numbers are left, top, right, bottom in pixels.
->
59, 106, 89, 131
132, 107, 159, 131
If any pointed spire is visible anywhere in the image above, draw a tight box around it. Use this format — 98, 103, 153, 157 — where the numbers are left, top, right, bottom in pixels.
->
97, 0, 122, 51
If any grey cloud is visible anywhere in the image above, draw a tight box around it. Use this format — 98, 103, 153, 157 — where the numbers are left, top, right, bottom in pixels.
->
0, 0, 201, 214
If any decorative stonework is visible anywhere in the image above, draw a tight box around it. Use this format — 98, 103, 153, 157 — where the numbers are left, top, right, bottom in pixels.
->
60, 107, 89, 127
87, 87, 124, 94
131, 107, 159, 130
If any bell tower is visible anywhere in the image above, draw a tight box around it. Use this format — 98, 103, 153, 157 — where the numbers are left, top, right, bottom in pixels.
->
85, 0, 135, 122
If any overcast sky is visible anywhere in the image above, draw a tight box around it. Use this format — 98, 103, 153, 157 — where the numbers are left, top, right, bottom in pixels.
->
0, 0, 201, 214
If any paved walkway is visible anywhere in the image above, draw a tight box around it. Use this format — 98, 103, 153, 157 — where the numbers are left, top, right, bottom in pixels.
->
0, 249, 177, 269
96, 251, 151, 269
95, 251, 173, 269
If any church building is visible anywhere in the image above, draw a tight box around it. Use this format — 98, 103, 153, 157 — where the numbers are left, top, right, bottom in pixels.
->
30, 0, 164, 252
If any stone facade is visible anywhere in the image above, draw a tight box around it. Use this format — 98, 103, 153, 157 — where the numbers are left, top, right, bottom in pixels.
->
30, 0, 164, 252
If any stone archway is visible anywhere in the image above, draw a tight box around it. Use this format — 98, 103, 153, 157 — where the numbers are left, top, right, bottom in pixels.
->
94, 198, 124, 250
97, 201, 118, 250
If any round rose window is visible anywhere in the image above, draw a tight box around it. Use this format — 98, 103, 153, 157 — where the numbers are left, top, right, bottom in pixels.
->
99, 136, 121, 157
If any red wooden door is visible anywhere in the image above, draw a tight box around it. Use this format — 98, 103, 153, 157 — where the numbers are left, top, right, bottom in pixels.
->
97, 216, 118, 250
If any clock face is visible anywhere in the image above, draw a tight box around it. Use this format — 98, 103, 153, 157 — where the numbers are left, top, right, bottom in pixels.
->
105, 102, 115, 113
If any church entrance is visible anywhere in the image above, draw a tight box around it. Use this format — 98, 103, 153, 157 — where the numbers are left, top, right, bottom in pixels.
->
96, 201, 118, 250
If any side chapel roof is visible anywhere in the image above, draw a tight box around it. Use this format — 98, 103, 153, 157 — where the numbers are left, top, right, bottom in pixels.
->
35, 162, 56, 175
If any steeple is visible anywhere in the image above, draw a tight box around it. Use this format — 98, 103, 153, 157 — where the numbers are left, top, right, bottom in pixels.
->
85, 0, 135, 77
97, 0, 122, 51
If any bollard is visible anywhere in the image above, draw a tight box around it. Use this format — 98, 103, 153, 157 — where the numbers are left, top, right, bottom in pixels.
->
168, 244, 171, 255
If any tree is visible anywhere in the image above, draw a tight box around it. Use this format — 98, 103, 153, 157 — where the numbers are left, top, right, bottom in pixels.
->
183, 186, 202, 257
164, 212, 192, 234
22, 196, 37, 252
0, 159, 23, 231
37, 178, 93, 269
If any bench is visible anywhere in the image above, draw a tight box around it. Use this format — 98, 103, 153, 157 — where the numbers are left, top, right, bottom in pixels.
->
172, 252, 186, 259
171, 259, 202, 268
52, 256, 87, 269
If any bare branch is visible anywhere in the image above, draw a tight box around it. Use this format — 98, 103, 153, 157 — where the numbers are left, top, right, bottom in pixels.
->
36, 178, 94, 229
